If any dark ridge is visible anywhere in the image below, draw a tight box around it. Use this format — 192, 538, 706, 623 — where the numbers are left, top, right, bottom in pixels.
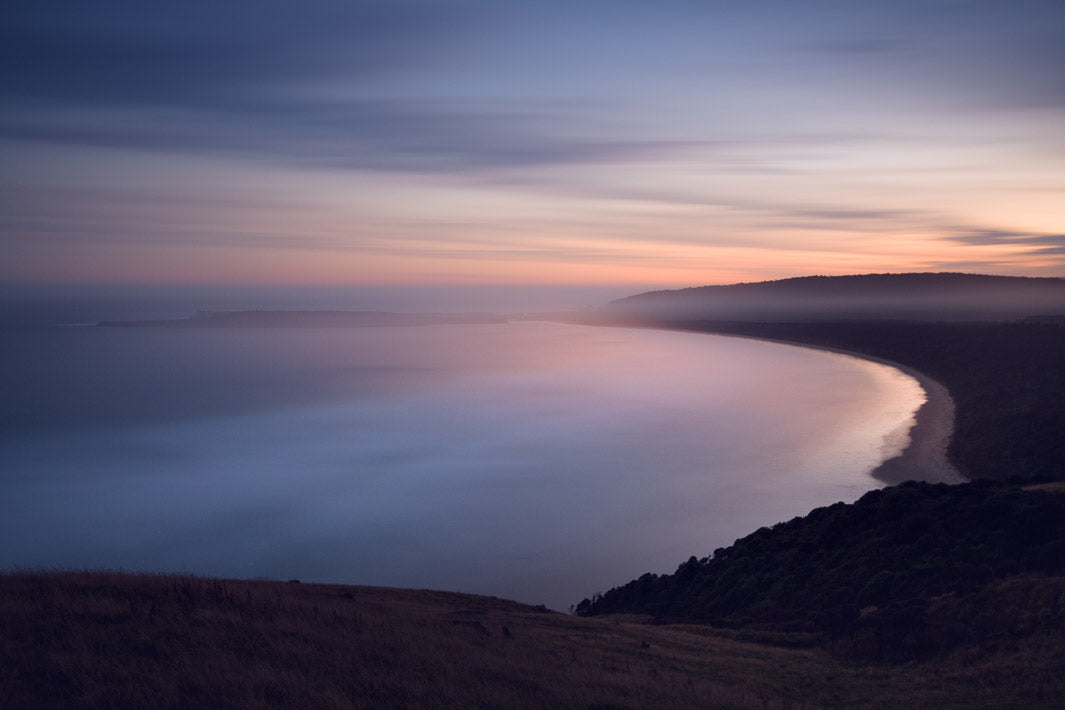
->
624, 272, 1065, 297
575, 480, 1065, 661
608, 272, 1065, 321
1023, 314, 1065, 325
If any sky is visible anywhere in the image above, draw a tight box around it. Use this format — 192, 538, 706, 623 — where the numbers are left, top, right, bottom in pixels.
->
2, 0, 1064, 308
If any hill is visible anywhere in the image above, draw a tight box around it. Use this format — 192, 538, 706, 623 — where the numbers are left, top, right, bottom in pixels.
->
607, 273, 1065, 322
577, 481, 1065, 661
3, 565, 1064, 709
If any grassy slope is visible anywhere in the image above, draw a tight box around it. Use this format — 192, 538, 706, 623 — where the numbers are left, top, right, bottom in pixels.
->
3, 570, 1064, 710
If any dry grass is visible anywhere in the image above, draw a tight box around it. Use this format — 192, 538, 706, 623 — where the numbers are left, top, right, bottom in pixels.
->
2, 571, 1062, 709
1022, 481, 1065, 494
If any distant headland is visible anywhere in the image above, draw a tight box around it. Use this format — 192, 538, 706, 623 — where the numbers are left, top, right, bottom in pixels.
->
605, 272, 1065, 322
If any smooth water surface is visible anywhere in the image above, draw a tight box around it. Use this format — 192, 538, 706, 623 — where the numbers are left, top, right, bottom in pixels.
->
0, 322, 923, 609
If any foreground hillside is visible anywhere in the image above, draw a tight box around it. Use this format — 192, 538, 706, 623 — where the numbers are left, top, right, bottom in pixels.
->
2, 561, 1063, 710
578, 482, 1065, 656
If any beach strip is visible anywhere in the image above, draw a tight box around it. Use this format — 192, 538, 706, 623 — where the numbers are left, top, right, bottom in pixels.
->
867, 364, 964, 485
765, 338, 965, 485
679, 329, 967, 486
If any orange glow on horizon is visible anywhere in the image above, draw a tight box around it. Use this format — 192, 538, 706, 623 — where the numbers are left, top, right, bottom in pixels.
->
14, 231, 1057, 293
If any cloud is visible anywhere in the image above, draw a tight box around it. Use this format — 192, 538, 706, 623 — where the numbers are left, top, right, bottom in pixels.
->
802, 37, 907, 57
1, 1, 584, 174
948, 230, 1065, 251
0, 1, 723, 174
0, 183, 350, 251
947, 230, 1030, 246
3, 0, 1064, 287
785, 207, 925, 223
0, 99, 718, 175
787, 0, 1065, 112
0, 1, 481, 107
5, 0, 1063, 177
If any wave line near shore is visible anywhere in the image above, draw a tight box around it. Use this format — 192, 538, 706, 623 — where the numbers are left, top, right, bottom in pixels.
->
605, 322, 967, 486
728, 336, 965, 485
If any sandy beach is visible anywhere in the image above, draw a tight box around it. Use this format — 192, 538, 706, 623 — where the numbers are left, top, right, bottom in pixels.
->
607, 322, 969, 486
868, 364, 964, 485
696, 331, 966, 486
790, 343, 965, 485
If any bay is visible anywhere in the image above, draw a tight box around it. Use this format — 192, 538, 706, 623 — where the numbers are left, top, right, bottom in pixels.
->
0, 321, 923, 610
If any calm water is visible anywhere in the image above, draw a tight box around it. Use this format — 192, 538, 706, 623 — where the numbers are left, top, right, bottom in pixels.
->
0, 321, 923, 610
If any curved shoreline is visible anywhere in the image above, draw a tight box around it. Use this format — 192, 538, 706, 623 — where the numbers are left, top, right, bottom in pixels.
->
590, 320, 967, 486
865, 361, 964, 485
714, 335, 966, 486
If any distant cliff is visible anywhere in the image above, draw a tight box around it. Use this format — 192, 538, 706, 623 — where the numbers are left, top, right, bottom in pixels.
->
607, 273, 1065, 321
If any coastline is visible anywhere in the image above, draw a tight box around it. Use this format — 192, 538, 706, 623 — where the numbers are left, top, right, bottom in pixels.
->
585, 320, 967, 486
732, 337, 966, 486
867, 363, 964, 485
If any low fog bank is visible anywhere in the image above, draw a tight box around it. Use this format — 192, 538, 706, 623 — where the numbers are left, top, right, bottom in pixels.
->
607, 273, 1065, 322
0, 284, 630, 327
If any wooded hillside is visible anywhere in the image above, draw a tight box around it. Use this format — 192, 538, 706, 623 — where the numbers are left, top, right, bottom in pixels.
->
577, 481, 1065, 662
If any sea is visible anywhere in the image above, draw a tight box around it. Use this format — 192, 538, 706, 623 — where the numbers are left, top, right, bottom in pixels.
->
0, 308, 924, 611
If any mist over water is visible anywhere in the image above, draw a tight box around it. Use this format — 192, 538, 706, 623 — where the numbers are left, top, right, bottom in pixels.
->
0, 283, 630, 326
0, 321, 923, 610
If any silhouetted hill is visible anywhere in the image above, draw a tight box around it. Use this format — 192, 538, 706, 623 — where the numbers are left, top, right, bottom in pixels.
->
608, 273, 1065, 321
577, 480, 1065, 662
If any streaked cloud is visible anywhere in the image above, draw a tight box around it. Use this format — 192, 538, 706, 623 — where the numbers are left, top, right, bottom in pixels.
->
1, 0, 1063, 293
948, 230, 1065, 255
